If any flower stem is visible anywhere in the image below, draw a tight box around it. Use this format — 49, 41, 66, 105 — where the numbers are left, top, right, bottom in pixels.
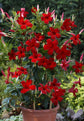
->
33, 100, 35, 110
49, 74, 55, 109
49, 100, 52, 109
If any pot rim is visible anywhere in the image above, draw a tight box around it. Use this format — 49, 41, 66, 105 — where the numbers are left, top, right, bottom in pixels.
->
21, 104, 59, 113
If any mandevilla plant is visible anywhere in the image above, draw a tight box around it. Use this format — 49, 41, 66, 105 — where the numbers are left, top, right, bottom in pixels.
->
0, 5, 84, 110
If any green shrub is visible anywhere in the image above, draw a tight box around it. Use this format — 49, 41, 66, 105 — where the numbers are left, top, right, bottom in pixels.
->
0, 38, 18, 107
0, 114, 23, 121
63, 74, 84, 112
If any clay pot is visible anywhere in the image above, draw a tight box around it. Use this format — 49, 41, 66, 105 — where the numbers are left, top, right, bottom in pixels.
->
21, 104, 59, 121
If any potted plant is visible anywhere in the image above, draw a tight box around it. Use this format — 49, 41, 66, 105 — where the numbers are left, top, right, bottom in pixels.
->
0, 5, 84, 121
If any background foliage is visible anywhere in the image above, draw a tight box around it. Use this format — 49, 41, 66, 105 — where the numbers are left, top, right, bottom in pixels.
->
62, 75, 84, 112
0, 39, 13, 102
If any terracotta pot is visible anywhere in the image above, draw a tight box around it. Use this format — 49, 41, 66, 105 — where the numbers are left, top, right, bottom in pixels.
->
21, 104, 59, 121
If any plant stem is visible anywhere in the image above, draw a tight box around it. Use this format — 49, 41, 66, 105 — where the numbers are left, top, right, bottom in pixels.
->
45, 71, 47, 80
33, 100, 35, 110
53, 75, 55, 79
32, 72, 36, 110
49, 100, 52, 109
49, 74, 55, 109
54, 52, 56, 60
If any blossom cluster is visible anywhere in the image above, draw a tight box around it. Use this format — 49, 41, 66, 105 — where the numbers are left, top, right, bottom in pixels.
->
0, 6, 84, 108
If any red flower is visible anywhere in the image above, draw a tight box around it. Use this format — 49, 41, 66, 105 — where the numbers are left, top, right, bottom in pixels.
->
72, 61, 84, 73
45, 58, 57, 70
26, 38, 40, 52
21, 80, 36, 94
29, 51, 42, 63
51, 88, 65, 105
12, 71, 20, 78
17, 17, 33, 29
73, 78, 81, 87
16, 46, 26, 59
8, 49, 16, 60
38, 56, 47, 66
47, 27, 61, 39
49, 78, 61, 89
41, 12, 53, 24
38, 57, 56, 70
68, 84, 78, 97
17, 8, 29, 17
56, 45, 71, 60
61, 18, 77, 31
44, 39, 59, 55
70, 34, 81, 45
38, 84, 51, 95
34, 33, 45, 42
17, 67, 28, 75
31, 7, 37, 14
60, 59, 71, 71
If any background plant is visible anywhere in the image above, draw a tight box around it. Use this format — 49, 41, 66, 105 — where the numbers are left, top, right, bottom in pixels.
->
0, 38, 13, 102
64, 75, 84, 112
